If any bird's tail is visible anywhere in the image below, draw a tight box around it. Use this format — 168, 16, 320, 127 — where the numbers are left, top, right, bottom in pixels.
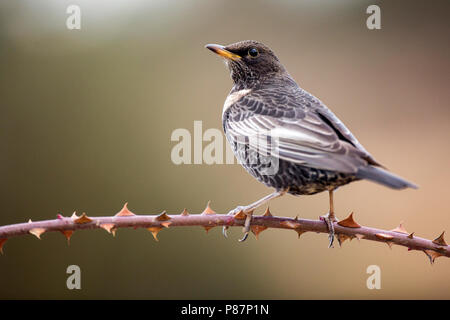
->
356, 166, 418, 190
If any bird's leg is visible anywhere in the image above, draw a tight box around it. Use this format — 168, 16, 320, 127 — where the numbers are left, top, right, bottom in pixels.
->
320, 190, 338, 248
223, 189, 288, 241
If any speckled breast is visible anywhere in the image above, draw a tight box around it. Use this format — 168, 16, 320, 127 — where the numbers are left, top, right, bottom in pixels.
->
226, 133, 357, 195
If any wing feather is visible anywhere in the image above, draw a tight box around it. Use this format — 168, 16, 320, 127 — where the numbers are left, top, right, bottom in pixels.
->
224, 89, 375, 173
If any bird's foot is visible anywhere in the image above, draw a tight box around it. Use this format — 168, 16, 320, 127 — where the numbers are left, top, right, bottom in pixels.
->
320, 212, 338, 248
222, 205, 253, 242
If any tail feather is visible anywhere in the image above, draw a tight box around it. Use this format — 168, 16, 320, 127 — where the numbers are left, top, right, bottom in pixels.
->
356, 166, 418, 190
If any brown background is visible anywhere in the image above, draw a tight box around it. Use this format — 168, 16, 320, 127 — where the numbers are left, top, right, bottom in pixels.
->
0, 0, 449, 299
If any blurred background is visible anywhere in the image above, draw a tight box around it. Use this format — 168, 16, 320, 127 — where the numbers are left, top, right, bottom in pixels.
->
0, 0, 449, 299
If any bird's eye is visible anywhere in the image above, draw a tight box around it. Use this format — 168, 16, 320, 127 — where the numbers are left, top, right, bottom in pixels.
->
248, 48, 259, 57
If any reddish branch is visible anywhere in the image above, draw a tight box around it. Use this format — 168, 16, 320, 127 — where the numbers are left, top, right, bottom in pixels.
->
0, 203, 448, 264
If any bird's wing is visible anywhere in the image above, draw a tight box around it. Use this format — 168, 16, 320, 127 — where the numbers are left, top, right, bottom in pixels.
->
224, 90, 375, 173
311, 101, 382, 167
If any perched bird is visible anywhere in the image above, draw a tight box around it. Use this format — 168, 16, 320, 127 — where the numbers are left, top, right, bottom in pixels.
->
206, 40, 417, 246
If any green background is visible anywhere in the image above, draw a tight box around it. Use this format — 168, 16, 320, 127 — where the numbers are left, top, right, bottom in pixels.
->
0, 0, 449, 299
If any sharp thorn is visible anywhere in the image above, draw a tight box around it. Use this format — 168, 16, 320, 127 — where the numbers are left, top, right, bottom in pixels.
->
263, 207, 273, 217
432, 231, 447, 246
115, 202, 135, 217
202, 201, 216, 215
337, 212, 360, 228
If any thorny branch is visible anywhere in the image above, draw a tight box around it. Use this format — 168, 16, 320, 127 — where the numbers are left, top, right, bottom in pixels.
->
0, 202, 448, 264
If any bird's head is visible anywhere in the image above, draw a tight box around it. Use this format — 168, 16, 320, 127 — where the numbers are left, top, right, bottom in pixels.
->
206, 40, 286, 87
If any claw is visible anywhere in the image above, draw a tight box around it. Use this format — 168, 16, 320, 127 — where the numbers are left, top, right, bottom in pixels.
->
222, 206, 243, 239
238, 232, 249, 242
321, 212, 337, 248
222, 191, 287, 242
328, 230, 335, 248
238, 211, 253, 243
222, 226, 229, 239
224, 205, 253, 242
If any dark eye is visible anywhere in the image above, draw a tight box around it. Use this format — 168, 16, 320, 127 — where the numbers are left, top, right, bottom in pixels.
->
248, 48, 259, 57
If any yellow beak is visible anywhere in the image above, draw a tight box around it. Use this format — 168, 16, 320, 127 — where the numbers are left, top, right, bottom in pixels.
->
205, 44, 241, 61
